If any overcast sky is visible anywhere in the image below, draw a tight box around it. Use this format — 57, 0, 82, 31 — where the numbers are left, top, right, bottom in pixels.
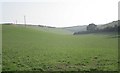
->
0, 0, 120, 27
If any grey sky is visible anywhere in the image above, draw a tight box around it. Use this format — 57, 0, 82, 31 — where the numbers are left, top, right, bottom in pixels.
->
1, 0, 119, 27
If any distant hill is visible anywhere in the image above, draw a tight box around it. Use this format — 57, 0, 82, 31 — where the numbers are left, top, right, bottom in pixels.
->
24, 25, 73, 35
97, 20, 119, 29
2, 20, 119, 35
61, 25, 87, 33
73, 20, 119, 35
61, 20, 119, 33
1, 24, 73, 35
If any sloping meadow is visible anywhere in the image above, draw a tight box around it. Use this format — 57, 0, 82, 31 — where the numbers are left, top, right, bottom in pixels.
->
2, 25, 118, 71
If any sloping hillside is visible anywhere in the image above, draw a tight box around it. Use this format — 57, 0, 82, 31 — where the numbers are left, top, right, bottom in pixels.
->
97, 20, 119, 29
2, 24, 118, 71
14, 24, 73, 35
62, 25, 87, 33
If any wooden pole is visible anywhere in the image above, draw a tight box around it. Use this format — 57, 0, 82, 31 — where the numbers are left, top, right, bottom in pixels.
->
16, 20, 17, 24
24, 15, 26, 26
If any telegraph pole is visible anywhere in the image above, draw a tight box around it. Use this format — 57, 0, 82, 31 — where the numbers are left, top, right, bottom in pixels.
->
16, 20, 17, 24
24, 15, 26, 26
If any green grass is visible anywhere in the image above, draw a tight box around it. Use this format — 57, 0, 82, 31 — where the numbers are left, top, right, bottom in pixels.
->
26, 25, 73, 35
2, 25, 118, 71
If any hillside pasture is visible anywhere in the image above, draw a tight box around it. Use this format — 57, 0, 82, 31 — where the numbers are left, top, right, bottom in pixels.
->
2, 25, 118, 71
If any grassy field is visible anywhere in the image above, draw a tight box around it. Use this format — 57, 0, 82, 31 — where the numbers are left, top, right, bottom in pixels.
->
2, 25, 118, 71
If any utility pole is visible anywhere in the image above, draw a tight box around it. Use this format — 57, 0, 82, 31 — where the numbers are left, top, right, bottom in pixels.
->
24, 15, 26, 26
16, 20, 17, 24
